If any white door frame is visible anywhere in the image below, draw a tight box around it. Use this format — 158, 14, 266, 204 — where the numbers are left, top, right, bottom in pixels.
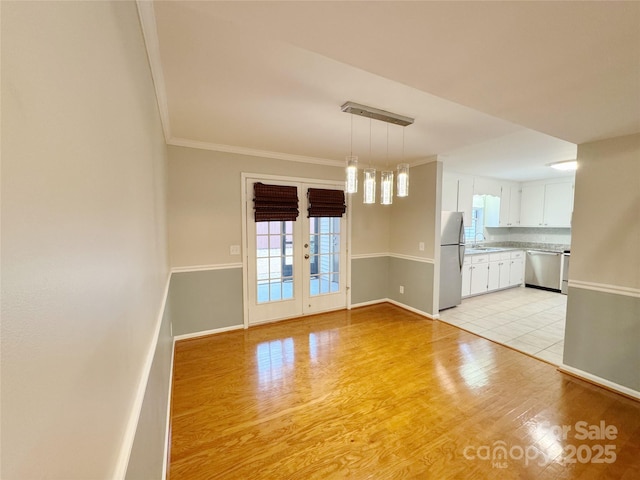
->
241, 173, 352, 329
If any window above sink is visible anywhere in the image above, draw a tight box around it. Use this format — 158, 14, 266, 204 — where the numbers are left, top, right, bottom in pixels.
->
465, 193, 501, 244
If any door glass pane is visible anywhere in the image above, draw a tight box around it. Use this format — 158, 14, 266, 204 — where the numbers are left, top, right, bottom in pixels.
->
310, 274, 320, 295
256, 235, 269, 256
256, 221, 294, 303
319, 274, 330, 294
309, 217, 340, 297
282, 278, 293, 300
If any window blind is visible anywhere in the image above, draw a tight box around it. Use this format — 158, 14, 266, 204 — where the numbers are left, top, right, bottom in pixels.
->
253, 182, 299, 222
307, 188, 346, 218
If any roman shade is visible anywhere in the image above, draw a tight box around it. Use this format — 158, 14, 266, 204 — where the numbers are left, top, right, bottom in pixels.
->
253, 182, 299, 222
307, 188, 346, 218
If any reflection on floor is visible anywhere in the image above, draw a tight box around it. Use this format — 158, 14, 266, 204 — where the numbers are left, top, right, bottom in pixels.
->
171, 304, 640, 478
258, 278, 340, 302
438, 287, 566, 365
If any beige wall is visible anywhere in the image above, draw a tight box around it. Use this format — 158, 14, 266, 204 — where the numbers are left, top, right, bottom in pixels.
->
1, 2, 169, 478
168, 145, 394, 267
571, 133, 640, 289
564, 132, 640, 392
389, 159, 439, 258
350, 196, 391, 255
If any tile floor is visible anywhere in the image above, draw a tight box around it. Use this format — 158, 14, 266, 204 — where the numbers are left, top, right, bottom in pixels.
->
438, 286, 567, 365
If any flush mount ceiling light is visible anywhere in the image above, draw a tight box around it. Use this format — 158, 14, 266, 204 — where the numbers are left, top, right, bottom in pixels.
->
548, 160, 578, 171
341, 102, 414, 204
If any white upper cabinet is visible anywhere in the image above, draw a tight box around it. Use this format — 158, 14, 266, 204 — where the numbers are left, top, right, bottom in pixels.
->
519, 178, 574, 227
542, 182, 574, 226
444, 171, 573, 230
457, 175, 474, 227
441, 172, 474, 227
499, 184, 521, 226
520, 184, 546, 226
442, 172, 459, 212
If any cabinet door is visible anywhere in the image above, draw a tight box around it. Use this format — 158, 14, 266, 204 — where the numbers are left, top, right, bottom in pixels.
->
458, 176, 474, 228
508, 187, 521, 226
509, 258, 524, 286
470, 264, 489, 295
488, 261, 501, 290
543, 182, 573, 227
499, 186, 510, 226
520, 184, 545, 226
461, 264, 472, 297
498, 261, 511, 288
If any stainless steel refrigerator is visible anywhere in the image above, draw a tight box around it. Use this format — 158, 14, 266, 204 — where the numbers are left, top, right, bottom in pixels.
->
439, 211, 465, 310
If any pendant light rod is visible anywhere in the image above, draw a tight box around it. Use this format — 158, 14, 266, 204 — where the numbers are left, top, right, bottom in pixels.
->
341, 101, 414, 127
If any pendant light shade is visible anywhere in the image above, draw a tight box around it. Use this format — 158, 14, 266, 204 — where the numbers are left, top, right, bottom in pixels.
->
345, 155, 358, 194
397, 163, 409, 197
363, 168, 376, 204
380, 170, 394, 205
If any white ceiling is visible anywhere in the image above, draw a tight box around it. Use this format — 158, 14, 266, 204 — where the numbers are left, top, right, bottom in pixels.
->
140, 1, 640, 181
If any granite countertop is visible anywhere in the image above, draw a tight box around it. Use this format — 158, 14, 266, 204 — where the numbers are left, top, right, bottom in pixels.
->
465, 242, 570, 254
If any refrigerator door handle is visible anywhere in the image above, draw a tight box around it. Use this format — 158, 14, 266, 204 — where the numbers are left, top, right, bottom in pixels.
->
459, 244, 465, 271
458, 217, 465, 245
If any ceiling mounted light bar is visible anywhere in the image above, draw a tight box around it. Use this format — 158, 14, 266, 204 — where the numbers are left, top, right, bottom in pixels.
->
341, 101, 414, 127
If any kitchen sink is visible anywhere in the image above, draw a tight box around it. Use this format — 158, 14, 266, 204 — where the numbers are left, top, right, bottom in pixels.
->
467, 246, 505, 252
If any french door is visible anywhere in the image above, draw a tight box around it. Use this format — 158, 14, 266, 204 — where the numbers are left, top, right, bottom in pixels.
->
245, 177, 347, 326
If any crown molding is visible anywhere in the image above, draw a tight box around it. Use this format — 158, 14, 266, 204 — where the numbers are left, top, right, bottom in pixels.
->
136, 1, 172, 142
167, 137, 344, 167
136, 1, 432, 170
408, 155, 439, 168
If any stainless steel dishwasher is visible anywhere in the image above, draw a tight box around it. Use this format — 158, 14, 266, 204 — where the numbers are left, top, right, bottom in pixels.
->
525, 250, 562, 292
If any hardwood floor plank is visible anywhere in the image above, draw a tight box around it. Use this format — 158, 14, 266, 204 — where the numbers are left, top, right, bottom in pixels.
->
170, 304, 640, 479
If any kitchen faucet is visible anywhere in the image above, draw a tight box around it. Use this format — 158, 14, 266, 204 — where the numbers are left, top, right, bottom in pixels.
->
474, 233, 485, 247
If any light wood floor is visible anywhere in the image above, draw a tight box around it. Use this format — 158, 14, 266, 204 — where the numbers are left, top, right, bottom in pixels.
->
170, 304, 640, 479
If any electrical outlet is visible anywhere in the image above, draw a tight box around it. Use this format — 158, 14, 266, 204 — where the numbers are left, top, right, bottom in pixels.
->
419, 242, 425, 251
399, 286, 404, 294
230, 245, 241, 255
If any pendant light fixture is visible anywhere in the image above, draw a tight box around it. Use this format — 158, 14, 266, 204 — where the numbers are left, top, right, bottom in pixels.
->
363, 119, 376, 204
380, 171, 394, 205
380, 124, 394, 205
396, 163, 409, 197
345, 156, 358, 194
345, 114, 358, 194
396, 129, 409, 197
341, 101, 413, 203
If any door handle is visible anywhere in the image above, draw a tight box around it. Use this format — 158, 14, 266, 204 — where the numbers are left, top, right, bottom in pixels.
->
304, 243, 309, 248
304, 254, 310, 259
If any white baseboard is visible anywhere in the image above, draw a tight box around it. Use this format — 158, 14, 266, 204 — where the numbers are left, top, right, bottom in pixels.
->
349, 299, 388, 309
161, 339, 175, 480
350, 298, 436, 320
559, 364, 640, 401
384, 298, 436, 319
174, 324, 244, 341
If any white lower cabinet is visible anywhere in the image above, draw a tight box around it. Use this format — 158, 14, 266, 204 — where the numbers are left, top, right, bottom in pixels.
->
461, 261, 471, 297
488, 252, 511, 290
463, 250, 523, 298
462, 254, 489, 297
470, 264, 489, 295
509, 255, 524, 286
